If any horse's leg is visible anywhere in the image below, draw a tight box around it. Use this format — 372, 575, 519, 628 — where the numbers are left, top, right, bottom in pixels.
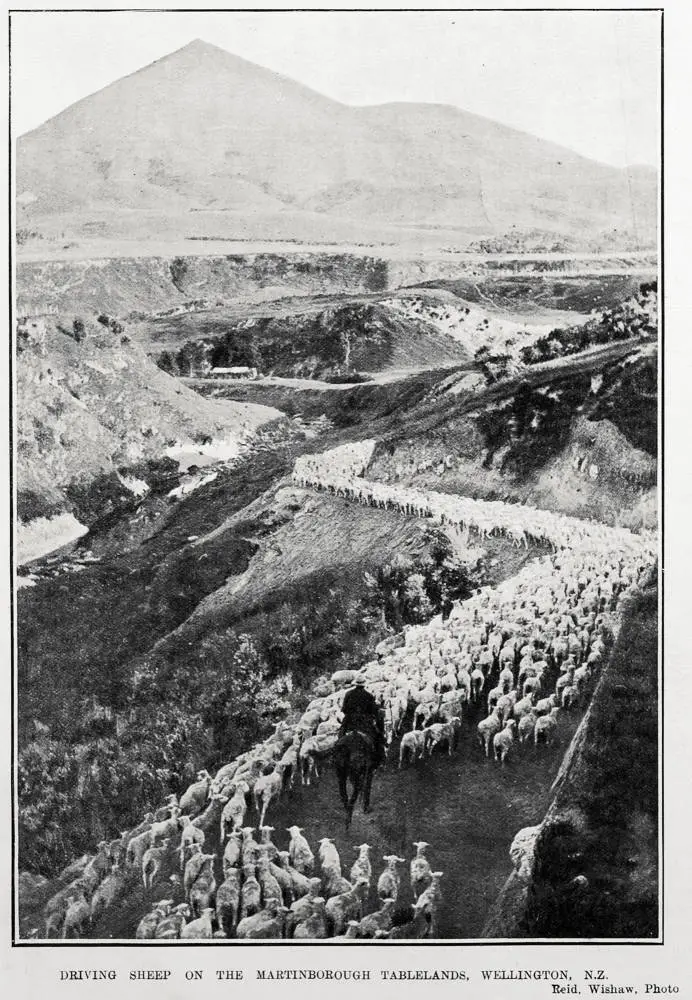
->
348, 769, 362, 819
336, 764, 349, 813
343, 772, 358, 829
363, 767, 374, 814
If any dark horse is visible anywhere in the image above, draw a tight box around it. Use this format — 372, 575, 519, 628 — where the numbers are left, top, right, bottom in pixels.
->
333, 730, 378, 826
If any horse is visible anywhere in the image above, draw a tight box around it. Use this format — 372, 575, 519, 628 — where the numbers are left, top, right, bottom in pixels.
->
333, 730, 377, 827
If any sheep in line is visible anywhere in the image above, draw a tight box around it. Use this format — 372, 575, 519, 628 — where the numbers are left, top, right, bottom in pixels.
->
39, 450, 653, 939
126, 825, 442, 939
292, 443, 652, 554
48, 524, 631, 936
382, 546, 649, 772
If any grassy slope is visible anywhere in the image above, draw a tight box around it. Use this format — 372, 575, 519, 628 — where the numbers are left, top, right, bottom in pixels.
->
17, 447, 294, 734
366, 349, 657, 529
420, 274, 645, 313
148, 301, 470, 379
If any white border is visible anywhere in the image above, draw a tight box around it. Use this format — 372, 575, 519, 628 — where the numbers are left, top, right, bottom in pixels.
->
3, 3, 686, 997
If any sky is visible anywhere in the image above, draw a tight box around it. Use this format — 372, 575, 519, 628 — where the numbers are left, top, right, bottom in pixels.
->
10, 10, 661, 168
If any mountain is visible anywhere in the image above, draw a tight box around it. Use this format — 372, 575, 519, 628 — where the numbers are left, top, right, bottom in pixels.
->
16, 39, 657, 249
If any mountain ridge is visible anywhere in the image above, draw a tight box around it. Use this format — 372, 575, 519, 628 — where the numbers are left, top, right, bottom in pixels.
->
16, 38, 657, 249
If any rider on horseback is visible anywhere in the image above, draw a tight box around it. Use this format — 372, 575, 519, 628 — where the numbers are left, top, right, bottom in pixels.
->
339, 676, 387, 767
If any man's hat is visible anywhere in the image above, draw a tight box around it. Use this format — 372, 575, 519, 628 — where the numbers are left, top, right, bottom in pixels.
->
355, 676, 366, 685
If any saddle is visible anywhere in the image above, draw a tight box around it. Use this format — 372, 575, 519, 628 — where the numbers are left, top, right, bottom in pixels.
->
336, 728, 376, 754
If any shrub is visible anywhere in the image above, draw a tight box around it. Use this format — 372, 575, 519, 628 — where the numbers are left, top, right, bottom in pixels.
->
97, 314, 124, 335
169, 257, 189, 291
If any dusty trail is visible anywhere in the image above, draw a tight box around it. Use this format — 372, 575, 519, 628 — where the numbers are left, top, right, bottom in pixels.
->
89, 707, 580, 941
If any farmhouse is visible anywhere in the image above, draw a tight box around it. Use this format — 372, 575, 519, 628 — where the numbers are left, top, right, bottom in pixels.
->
210, 366, 259, 380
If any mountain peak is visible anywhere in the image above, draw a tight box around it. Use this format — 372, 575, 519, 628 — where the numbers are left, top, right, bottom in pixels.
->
164, 37, 250, 63
16, 40, 657, 248
183, 37, 219, 50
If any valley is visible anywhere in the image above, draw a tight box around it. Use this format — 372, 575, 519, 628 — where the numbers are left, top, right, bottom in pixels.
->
13, 33, 659, 944
15, 259, 658, 942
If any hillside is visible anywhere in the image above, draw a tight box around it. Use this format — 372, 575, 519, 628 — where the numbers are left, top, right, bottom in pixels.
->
153, 300, 471, 380
368, 351, 657, 531
15, 251, 657, 320
15, 314, 279, 533
16, 40, 656, 250
17, 424, 656, 935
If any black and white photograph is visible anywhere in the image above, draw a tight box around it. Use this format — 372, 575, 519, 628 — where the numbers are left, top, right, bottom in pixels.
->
11, 8, 661, 945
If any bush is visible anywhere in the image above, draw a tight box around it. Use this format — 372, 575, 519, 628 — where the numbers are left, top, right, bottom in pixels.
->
322, 371, 373, 385
18, 525, 486, 876
97, 314, 124, 335
519, 286, 657, 366
169, 257, 189, 292
16, 228, 42, 246
157, 350, 178, 375
474, 346, 513, 384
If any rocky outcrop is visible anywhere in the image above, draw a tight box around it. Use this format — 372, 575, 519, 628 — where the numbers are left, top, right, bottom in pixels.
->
15, 315, 279, 537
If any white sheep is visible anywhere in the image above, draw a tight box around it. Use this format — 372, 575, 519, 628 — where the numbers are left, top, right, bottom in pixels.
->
424, 717, 461, 757
493, 719, 517, 764
517, 711, 537, 744
253, 765, 286, 827
358, 898, 397, 938
240, 864, 262, 920
399, 730, 426, 767
496, 690, 517, 725
325, 878, 369, 936
179, 771, 212, 816
513, 694, 535, 721
180, 906, 215, 939
350, 844, 372, 888
415, 871, 443, 937
287, 826, 315, 875
178, 819, 205, 871
236, 903, 288, 939
487, 685, 504, 713
410, 841, 433, 899
219, 781, 250, 839
222, 831, 242, 876
377, 855, 406, 902
561, 685, 579, 710
318, 838, 341, 882
499, 665, 514, 693
257, 855, 284, 908
535, 706, 561, 746
477, 708, 503, 757
534, 693, 558, 716
470, 667, 485, 702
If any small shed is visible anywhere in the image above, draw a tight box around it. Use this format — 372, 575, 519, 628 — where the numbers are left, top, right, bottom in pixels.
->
210, 366, 258, 380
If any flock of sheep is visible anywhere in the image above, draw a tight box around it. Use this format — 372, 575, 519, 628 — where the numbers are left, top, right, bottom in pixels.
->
35, 440, 654, 940
292, 443, 650, 552
41, 787, 444, 940
132, 831, 443, 940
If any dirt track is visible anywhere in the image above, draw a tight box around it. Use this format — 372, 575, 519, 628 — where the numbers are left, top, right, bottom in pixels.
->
85, 705, 580, 941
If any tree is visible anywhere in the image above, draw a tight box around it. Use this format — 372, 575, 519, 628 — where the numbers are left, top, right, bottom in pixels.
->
157, 351, 178, 375
71, 318, 86, 343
